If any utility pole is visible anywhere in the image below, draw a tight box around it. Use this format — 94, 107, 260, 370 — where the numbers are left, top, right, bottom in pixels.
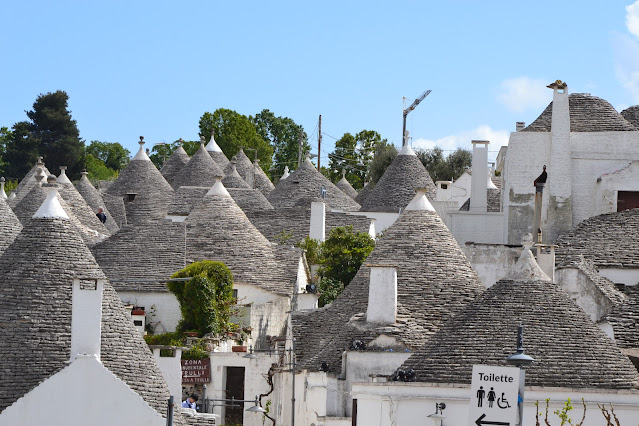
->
297, 131, 304, 168
317, 115, 322, 171
403, 90, 431, 146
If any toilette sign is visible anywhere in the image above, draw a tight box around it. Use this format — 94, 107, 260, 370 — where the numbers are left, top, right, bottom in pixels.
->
181, 358, 211, 383
468, 365, 520, 426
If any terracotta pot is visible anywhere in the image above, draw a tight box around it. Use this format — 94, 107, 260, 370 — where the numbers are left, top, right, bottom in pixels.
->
232, 345, 247, 352
184, 332, 199, 337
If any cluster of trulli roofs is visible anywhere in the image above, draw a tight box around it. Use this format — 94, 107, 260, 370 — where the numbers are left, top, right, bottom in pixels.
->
2, 81, 639, 426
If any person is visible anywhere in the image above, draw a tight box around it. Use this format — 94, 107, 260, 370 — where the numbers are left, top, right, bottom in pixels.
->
96, 207, 107, 224
182, 393, 198, 409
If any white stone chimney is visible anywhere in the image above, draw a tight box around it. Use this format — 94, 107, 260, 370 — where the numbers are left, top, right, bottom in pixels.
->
366, 265, 398, 324
71, 278, 104, 361
546, 80, 572, 243
435, 181, 452, 202
309, 201, 326, 241
0, 177, 7, 200
58, 166, 71, 184
470, 140, 489, 212
516, 122, 526, 132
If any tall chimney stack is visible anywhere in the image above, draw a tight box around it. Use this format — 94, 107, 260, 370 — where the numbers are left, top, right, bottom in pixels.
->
516, 122, 526, 132
470, 140, 489, 212
70, 278, 104, 361
366, 265, 398, 324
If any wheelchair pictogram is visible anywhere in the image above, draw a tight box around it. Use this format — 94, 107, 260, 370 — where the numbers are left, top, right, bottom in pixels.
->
497, 392, 511, 409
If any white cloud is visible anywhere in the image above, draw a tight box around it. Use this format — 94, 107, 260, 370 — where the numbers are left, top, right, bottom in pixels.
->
613, 2, 639, 103
412, 125, 509, 162
627, 1, 639, 38
497, 77, 550, 113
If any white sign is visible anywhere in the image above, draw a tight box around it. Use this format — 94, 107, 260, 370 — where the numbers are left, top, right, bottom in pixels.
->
468, 365, 520, 426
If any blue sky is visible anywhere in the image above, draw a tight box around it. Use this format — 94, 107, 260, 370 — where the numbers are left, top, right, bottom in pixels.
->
2, 0, 639, 165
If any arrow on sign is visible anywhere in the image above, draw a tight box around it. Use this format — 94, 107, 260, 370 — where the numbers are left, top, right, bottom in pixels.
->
475, 414, 510, 426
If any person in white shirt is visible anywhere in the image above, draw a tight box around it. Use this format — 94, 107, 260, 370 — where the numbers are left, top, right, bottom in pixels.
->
181, 393, 198, 410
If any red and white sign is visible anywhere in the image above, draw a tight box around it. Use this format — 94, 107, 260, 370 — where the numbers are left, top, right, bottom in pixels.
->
181, 358, 211, 383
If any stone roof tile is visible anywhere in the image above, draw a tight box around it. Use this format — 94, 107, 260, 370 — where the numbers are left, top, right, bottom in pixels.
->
161, 144, 190, 187
0, 196, 22, 256
360, 147, 436, 212
76, 172, 120, 234
523, 93, 638, 132
233, 149, 275, 197
401, 249, 639, 389
293, 197, 483, 373
268, 158, 360, 211
170, 143, 224, 189
0, 211, 173, 413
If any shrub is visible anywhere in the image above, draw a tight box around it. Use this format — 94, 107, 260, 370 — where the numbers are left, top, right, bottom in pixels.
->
168, 260, 235, 336
319, 226, 375, 286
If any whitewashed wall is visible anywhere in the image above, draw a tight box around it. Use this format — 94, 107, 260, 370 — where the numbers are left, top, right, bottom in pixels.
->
352, 382, 639, 426
207, 352, 280, 426
152, 347, 183, 401
462, 243, 521, 288
0, 355, 165, 426
119, 291, 180, 334
555, 268, 619, 322
447, 211, 505, 245
598, 268, 639, 286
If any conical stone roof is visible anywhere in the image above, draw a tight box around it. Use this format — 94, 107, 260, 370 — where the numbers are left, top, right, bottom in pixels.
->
354, 181, 375, 205
400, 245, 639, 389
360, 144, 436, 212
268, 157, 361, 211
336, 171, 358, 199
184, 179, 297, 296
0, 192, 174, 414
76, 171, 120, 234
621, 105, 639, 129
11, 160, 51, 206
102, 193, 127, 227
205, 133, 231, 169
222, 158, 250, 189
56, 169, 111, 236
160, 142, 190, 187
170, 142, 224, 189
293, 190, 484, 373
233, 149, 275, 196
523, 93, 638, 132
13, 180, 108, 247
0, 196, 22, 256
104, 138, 174, 224
228, 188, 274, 211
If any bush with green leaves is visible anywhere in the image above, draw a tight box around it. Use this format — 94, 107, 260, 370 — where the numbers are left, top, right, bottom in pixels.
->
297, 236, 322, 265
318, 277, 344, 307
168, 260, 235, 336
319, 226, 375, 287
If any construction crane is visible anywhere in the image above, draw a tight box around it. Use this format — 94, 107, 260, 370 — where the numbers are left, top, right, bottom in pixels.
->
402, 90, 431, 146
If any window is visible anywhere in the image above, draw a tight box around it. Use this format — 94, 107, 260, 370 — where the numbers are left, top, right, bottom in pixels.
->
617, 191, 639, 212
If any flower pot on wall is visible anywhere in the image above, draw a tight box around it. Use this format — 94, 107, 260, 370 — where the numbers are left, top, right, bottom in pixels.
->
232, 345, 247, 353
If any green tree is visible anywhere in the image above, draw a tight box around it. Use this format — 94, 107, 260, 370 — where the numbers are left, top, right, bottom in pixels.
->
355, 130, 387, 177
199, 109, 273, 173
250, 109, 309, 177
168, 260, 236, 336
328, 133, 363, 187
319, 225, 375, 289
86, 141, 130, 171
2, 121, 39, 180
85, 153, 118, 181
0, 127, 11, 173
416, 147, 471, 182
149, 139, 199, 169
368, 142, 398, 185
26, 91, 85, 179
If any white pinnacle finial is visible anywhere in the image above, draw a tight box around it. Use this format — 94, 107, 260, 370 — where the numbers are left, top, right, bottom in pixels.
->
132, 136, 151, 161
0, 177, 6, 200
342, 169, 346, 179
206, 132, 223, 153
404, 188, 435, 212
505, 234, 550, 282
281, 166, 290, 180
33, 186, 69, 219
80, 170, 89, 180
304, 153, 312, 164
398, 143, 416, 156
206, 176, 231, 197
58, 166, 72, 184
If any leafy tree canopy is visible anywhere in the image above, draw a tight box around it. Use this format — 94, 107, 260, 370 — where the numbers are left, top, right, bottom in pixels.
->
250, 109, 309, 178
328, 133, 362, 187
368, 142, 398, 185
416, 146, 472, 182
169, 260, 236, 336
86, 140, 130, 171
199, 108, 273, 173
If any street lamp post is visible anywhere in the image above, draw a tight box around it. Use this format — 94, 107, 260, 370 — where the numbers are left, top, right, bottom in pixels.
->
506, 324, 534, 426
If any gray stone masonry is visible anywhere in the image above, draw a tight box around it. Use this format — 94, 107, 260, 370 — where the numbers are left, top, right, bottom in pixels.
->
170, 144, 224, 190
523, 93, 638, 132
0, 196, 22, 256
76, 172, 120, 233
161, 145, 190, 188
292, 208, 484, 374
